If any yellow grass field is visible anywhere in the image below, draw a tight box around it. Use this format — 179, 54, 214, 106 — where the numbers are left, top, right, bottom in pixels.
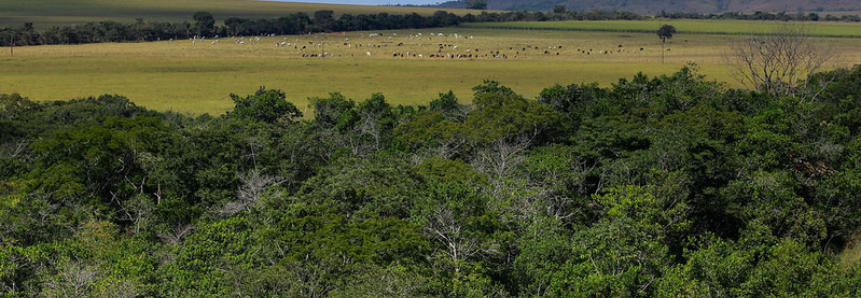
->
2, 27, 860, 115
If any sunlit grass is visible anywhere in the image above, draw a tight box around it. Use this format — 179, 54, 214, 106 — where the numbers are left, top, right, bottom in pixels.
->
838, 228, 861, 268
464, 19, 861, 37
2, 27, 859, 115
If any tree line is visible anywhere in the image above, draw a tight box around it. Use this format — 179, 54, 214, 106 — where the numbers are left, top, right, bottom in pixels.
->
3, 62, 861, 296
0, 9, 644, 47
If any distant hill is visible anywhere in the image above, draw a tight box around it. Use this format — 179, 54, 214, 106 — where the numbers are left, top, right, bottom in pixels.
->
436, 0, 861, 13
0, 0, 479, 29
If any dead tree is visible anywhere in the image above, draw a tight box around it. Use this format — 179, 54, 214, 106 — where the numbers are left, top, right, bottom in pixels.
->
727, 23, 835, 102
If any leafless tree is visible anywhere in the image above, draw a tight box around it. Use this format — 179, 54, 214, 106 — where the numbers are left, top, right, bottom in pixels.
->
727, 23, 835, 101
423, 206, 492, 279
471, 136, 531, 195
157, 223, 194, 245
219, 170, 283, 216
42, 259, 99, 298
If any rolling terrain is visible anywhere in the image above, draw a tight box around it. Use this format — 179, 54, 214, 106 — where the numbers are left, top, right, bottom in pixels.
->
0, 0, 479, 29
472, 0, 861, 14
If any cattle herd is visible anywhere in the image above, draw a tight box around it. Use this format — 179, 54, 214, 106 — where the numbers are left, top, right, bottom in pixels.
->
186, 31, 655, 60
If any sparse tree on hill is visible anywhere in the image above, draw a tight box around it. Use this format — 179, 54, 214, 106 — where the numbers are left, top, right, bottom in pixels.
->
465, 0, 488, 10
553, 5, 566, 14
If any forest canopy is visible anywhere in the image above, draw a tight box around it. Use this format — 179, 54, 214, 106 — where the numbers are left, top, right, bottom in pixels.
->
3, 64, 861, 296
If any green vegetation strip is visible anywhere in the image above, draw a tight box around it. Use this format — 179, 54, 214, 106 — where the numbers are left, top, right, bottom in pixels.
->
462, 19, 861, 38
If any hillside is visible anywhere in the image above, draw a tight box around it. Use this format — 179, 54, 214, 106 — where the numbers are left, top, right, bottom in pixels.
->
0, 0, 477, 29
453, 0, 861, 13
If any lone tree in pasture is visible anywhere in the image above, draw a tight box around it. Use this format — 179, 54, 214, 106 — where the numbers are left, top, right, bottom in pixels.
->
657, 24, 676, 63
657, 24, 676, 43
465, 0, 488, 10
727, 23, 835, 101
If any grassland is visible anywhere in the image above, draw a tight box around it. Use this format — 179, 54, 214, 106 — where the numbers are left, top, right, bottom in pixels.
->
3, 23, 861, 115
463, 19, 861, 37
0, 0, 481, 29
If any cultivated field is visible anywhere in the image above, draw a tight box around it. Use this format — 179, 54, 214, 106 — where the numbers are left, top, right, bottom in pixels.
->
464, 19, 861, 37
0, 0, 482, 29
3, 21, 861, 115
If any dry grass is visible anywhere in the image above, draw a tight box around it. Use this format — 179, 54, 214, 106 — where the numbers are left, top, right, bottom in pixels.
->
838, 228, 861, 268
2, 27, 859, 115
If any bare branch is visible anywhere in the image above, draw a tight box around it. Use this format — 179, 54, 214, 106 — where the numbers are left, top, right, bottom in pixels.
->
726, 23, 835, 101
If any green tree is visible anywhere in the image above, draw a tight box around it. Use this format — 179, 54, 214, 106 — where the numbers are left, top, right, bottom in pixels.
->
228, 87, 302, 124
192, 11, 215, 37
657, 24, 676, 43
309, 92, 356, 130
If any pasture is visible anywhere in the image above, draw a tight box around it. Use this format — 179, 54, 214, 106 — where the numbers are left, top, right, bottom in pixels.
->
3, 23, 861, 115
464, 19, 861, 37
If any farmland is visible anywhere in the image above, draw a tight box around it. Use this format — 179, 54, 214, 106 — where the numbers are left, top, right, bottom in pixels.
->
4, 21, 861, 115
0, 29, 718, 114
7, 4, 861, 297
463, 19, 861, 37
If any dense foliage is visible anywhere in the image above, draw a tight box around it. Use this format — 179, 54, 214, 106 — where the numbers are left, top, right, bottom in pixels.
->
3, 64, 861, 297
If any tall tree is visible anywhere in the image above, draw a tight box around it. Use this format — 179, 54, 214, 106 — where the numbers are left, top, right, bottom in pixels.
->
192, 11, 215, 37
657, 24, 676, 43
